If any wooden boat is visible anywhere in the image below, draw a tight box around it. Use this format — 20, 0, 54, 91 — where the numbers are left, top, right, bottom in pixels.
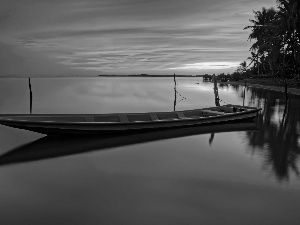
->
0, 104, 261, 135
0, 121, 258, 166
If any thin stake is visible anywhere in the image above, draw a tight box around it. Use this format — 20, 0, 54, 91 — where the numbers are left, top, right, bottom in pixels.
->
174, 74, 177, 111
29, 78, 32, 114
213, 74, 220, 106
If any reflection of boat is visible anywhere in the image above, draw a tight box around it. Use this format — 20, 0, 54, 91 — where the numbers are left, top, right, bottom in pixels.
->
0, 105, 261, 135
0, 122, 258, 166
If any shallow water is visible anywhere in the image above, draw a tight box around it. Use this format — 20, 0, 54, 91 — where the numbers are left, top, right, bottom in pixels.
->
0, 77, 299, 225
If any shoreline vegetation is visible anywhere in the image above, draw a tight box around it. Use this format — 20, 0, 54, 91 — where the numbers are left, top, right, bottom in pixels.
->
231, 0, 300, 86
209, 0, 300, 97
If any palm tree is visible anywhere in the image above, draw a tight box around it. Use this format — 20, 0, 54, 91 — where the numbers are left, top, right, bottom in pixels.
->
245, 2, 300, 80
247, 51, 260, 76
277, 0, 300, 65
245, 7, 280, 77
292, 0, 300, 39
240, 61, 247, 72
244, 7, 277, 49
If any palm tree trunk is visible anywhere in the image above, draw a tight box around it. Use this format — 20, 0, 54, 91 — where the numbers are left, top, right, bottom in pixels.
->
257, 56, 260, 76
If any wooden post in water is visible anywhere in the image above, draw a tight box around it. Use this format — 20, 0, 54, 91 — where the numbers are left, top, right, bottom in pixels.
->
284, 80, 288, 103
29, 78, 32, 114
213, 74, 220, 106
281, 96, 289, 128
210, 75, 219, 145
243, 80, 246, 106
174, 73, 177, 111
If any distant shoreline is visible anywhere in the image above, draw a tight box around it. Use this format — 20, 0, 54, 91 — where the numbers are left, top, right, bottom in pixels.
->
98, 75, 203, 77
0, 75, 203, 78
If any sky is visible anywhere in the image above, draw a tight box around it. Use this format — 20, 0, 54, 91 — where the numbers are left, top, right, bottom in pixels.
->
0, 0, 277, 77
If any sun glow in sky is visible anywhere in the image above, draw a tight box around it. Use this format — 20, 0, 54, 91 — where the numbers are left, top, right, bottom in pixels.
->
169, 62, 241, 70
0, 0, 276, 77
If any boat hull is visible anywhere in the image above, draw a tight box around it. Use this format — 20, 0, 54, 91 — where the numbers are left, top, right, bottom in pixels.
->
0, 105, 261, 135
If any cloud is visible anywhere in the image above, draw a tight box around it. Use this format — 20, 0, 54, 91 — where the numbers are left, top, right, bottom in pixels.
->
0, 0, 277, 76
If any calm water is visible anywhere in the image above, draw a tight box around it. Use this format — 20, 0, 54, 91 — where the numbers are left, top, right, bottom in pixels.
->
0, 77, 299, 225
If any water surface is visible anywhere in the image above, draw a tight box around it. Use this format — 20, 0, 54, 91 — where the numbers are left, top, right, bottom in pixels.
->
0, 77, 299, 225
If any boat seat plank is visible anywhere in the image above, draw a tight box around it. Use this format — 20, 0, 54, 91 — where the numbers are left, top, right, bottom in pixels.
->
200, 110, 227, 115
224, 104, 254, 109
119, 114, 129, 123
176, 112, 189, 119
85, 116, 95, 122
156, 112, 178, 120
94, 115, 119, 122
149, 113, 160, 121
127, 114, 152, 122
219, 106, 234, 113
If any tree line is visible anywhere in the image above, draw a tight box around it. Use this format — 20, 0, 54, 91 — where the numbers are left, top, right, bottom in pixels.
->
235, 0, 300, 83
